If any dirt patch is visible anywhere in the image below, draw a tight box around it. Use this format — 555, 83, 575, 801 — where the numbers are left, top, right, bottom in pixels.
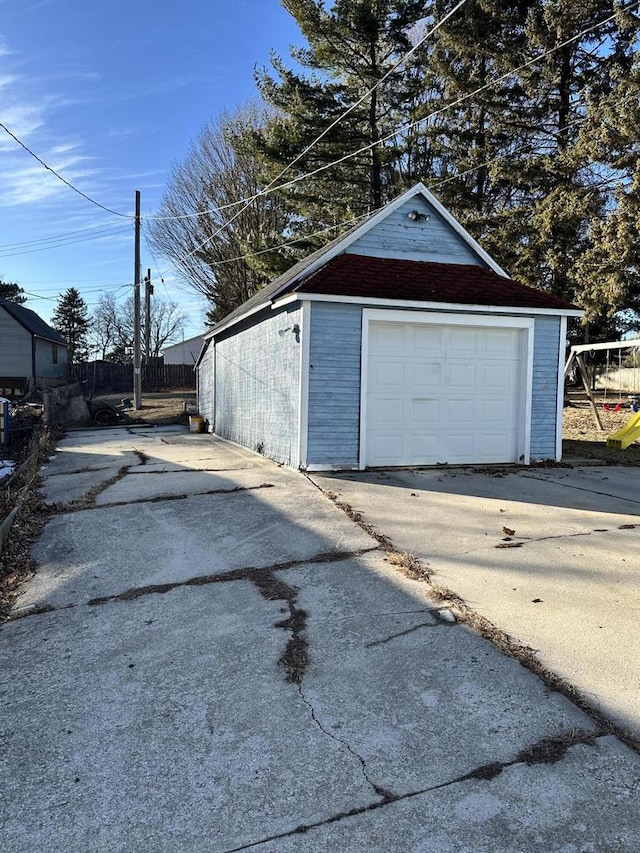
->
99, 392, 196, 426
563, 394, 640, 465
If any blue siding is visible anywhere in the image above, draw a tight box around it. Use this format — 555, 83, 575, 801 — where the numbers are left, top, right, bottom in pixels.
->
347, 197, 485, 266
306, 305, 562, 467
214, 305, 301, 466
307, 303, 362, 468
530, 316, 561, 460
196, 342, 215, 431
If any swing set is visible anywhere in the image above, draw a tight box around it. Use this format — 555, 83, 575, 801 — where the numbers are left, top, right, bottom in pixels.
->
564, 338, 640, 446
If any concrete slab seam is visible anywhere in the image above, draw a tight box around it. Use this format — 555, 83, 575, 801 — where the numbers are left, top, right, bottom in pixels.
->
54, 482, 276, 514
5, 547, 381, 622
222, 729, 604, 853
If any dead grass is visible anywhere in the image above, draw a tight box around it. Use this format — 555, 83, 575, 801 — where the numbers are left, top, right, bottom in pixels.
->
563, 393, 640, 465
100, 392, 196, 426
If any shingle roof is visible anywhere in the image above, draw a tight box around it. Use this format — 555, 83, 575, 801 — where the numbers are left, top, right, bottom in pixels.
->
295, 254, 579, 310
0, 299, 68, 345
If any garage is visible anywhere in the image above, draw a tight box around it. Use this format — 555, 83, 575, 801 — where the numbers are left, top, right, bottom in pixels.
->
361, 311, 532, 467
197, 182, 582, 471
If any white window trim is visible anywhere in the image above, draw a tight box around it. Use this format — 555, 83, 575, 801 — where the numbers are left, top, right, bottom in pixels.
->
359, 309, 535, 470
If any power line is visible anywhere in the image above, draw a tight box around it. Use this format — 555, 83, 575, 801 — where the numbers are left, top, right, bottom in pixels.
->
0, 225, 132, 259
144, 0, 469, 226
0, 121, 134, 219
0, 220, 130, 251
151, 0, 639, 276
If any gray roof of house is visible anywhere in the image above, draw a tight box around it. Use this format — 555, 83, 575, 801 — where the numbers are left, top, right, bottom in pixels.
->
0, 299, 68, 345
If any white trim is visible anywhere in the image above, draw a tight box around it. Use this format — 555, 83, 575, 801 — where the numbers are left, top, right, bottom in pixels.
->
359, 309, 534, 469
522, 325, 534, 465
305, 464, 360, 472
209, 303, 269, 337
273, 291, 583, 318
359, 310, 370, 470
297, 301, 311, 470
556, 316, 568, 461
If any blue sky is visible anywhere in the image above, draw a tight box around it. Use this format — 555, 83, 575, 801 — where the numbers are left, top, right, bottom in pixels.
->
0, 0, 302, 342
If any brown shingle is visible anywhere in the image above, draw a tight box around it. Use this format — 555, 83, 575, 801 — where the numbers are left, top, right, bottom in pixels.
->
296, 254, 578, 311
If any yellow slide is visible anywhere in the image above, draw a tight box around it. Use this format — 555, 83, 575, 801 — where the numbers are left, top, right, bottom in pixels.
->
606, 410, 640, 449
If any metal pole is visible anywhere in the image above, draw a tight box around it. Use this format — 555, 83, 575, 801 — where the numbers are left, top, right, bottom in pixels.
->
133, 191, 142, 409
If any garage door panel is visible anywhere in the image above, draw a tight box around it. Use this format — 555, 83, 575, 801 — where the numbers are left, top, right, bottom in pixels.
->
413, 325, 444, 354
445, 399, 471, 422
410, 399, 441, 425
410, 361, 442, 389
365, 319, 526, 467
371, 323, 406, 352
370, 358, 405, 388
446, 361, 476, 388
410, 433, 444, 459
480, 362, 518, 390
480, 432, 518, 459
369, 396, 406, 425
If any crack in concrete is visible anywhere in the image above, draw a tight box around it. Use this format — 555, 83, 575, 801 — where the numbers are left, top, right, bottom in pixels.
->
297, 683, 395, 802
83, 547, 380, 607
53, 483, 275, 514
5, 547, 380, 622
127, 466, 255, 475
44, 465, 114, 478
52, 465, 130, 513
222, 729, 603, 852
521, 473, 640, 506
365, 617, 444, 647
249, 570, 309, 684
306, 474, 640, 756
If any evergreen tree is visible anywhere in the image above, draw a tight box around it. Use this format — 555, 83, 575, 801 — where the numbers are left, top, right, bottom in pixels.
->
0, 279, 27, 304
252, 0, 430, 251
51, 288, 90, 364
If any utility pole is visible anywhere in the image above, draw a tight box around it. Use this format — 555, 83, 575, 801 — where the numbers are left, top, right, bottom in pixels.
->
144, 268, 153, 364
133, 190, 142, 409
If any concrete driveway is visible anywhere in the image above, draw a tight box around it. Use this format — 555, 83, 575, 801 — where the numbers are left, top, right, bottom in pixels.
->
2, 427, 640, 852
310, 464, 640, 740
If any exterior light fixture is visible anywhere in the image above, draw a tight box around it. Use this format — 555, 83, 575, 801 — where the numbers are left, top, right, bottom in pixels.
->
407, 209, 430, 222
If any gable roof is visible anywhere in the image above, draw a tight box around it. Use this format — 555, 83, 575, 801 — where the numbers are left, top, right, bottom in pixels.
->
0, 299, 68, 345
209, 183, 580, 337
296, 255, 578, 311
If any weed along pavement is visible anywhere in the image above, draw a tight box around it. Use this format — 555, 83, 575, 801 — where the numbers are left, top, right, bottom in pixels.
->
1, 427, 640, 851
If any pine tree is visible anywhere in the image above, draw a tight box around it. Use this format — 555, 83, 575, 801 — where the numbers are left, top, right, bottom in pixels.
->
51, 288, 91, 364
252, 0, 430, 251
0, 279, 27, 304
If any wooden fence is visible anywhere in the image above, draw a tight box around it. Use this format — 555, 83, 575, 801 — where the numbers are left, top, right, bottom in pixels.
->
73, 360, 196, 394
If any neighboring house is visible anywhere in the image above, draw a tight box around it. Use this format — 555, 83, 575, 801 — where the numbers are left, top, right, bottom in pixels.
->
163, 334, 206, 365
0, 299, 69, 398
196, 183, 581, 470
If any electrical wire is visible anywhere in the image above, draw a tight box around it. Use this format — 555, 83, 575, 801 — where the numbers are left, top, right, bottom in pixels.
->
151, 0, 639, 278
0, 220, 131, 251
144, 0, 469, 225
0, 225, 133, 258
0, 121, 134, 219
153, 85, 639, 279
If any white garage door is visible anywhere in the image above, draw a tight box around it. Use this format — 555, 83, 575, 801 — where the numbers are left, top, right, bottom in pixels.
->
364, 318, 526, 467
